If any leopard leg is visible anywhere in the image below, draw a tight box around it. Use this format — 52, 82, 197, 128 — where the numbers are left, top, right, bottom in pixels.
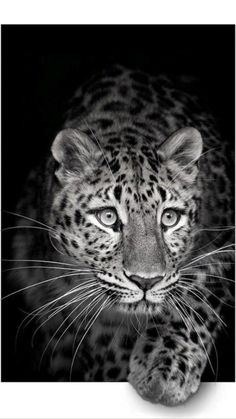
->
128, 307, 221, 406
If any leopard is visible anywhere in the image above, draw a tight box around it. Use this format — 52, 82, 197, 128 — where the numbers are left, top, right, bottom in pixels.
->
6, 64, 234, 405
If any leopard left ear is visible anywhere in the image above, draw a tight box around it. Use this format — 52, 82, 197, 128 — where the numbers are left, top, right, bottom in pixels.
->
51, 128, 102, 183
159, 127, 203, 166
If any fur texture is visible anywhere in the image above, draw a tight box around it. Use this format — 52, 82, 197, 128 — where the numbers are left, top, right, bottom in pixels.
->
9, 65, 234, 405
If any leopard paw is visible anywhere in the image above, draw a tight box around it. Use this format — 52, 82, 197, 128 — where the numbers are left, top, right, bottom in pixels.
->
128, 345, 206, 406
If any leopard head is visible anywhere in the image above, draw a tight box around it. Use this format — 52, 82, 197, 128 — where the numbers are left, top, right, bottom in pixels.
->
50, 126, 202, 314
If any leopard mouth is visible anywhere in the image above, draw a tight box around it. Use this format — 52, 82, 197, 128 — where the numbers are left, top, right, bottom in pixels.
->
96, 271, 178, 306
97, 273, 144, 302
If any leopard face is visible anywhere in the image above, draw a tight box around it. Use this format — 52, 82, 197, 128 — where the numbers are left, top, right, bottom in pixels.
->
50, 126, 202, 314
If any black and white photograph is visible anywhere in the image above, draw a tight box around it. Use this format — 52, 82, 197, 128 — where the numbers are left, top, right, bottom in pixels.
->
1, 22, 235, 414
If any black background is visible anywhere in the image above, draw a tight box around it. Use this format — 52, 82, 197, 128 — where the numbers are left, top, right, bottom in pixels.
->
1, 25, 235, 381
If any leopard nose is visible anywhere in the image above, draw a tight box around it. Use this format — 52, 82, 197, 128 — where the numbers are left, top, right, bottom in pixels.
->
126, 274, 164, 291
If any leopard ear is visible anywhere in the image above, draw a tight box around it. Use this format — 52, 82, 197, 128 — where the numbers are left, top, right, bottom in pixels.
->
159, 127, 203, 166
51, 128, 101, 183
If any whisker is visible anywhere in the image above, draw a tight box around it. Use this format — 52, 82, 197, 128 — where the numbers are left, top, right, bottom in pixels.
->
49, 234, 66, 256
2, 258, 79, 266
167, 295, 206, 370
178, 279, 234, 308
176, 285, 227, 328
15, 280, 98, 346
189, 231, 234, 255
149, 312, 161, 339
59, 291, 107, 357
178, 292, 218, 376
69, 295, 111, 380
2, 225, 53, 233
83, 119, 116, 183
2, 271, 98, 300
173, 292, 215, 374
129, 315, 145, 338
3, 210, 55, 232
183, 244, 235, 268
204, 273, 235, 284
177, 282, 205, 301
194, 226, 235, 233
39, 287, 102, 363
72, 290, 109, 352
3, 266, 96, 273
108, 312, 125, 350
166, 146, 218, 188
180, 262, 235, 271
167, 294, 190, 333
31, 284, 100, 347
181, 245, 235, 270
37, 281, 99, 320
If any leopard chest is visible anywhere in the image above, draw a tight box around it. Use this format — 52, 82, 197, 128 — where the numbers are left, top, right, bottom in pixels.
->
47, 316, 137, 382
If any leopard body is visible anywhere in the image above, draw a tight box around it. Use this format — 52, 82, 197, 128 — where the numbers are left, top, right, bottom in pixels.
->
10, 65, 234, 405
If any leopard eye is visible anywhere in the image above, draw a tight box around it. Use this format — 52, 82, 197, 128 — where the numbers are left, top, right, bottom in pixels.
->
96, 208, 118, 227
161, 209, 180, 227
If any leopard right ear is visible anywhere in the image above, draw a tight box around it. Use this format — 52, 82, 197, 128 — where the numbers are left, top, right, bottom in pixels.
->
51, 128, 102, 183
159, 127, 203, 166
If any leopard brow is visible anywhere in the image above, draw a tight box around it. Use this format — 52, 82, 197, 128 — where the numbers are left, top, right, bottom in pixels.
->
163, 207, 187, 215
87, 206, 117, 214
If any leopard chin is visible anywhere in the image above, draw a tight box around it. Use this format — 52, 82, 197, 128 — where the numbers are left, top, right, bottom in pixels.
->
116, 297, 165, 315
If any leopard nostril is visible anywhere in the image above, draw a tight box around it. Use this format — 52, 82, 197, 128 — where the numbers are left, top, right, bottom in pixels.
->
126, 274, 164, 291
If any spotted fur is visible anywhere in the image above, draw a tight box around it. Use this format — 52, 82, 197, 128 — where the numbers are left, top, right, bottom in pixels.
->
10, 65, 234, 405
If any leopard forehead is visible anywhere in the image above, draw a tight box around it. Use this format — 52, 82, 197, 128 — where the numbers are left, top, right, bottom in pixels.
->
59, 144, 196, 214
